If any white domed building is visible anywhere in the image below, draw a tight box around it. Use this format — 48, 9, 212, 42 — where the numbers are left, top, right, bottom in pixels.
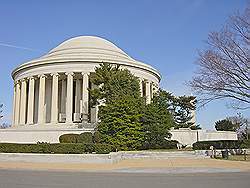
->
1, 36, 161, 143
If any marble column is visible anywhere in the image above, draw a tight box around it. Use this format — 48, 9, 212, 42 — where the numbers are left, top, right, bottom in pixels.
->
75, 79, 81, 113
66, 72, 74, 124
14, 81, 21, 126
82, 73, 89, 122
12, 84, 16, 126
51, 73, 59, 124
145, 81, 151, 104
19, 79, 27, 125
61, 79, 66, 114
27, 77, 35, 125
38, 74, 46, 124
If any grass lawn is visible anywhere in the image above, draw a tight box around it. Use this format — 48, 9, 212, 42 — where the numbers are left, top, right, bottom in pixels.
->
217, 154, 250, 162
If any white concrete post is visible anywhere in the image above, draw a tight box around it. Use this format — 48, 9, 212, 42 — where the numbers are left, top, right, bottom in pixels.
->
66, 72, 74, 124
12, 84, 16, 126
51, 73, 59, 124
38, 74, 46, 125
145, 81, 151, 104
27, 77, 35, 125
82, 72, 89, 122
19, 79, 27, 125
14, 81, 21, 126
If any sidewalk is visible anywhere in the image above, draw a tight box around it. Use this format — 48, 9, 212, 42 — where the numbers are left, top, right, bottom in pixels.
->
0, 153, 250, 173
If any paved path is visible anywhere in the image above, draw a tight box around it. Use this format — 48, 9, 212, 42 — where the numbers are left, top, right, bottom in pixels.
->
1, 158, 250, 172
0, 170, 250, 188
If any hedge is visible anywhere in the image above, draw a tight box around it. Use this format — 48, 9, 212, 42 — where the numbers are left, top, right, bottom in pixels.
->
0, 143, 115, 154
140, 140, 178, 150
59, 134, 79, 143
59, 133, 94, 144
192, 140, 250, 150
79, 132, 93, 143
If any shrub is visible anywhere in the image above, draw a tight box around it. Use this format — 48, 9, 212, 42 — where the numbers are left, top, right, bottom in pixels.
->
241, 140, 250, 149
192, 140, 246, 150
93, 143, 115, 154
78, 132, 93, 144
0, 143, 114, 154
141, 140, 178, 150
93, 131, 102, 143
59, 134, 79, 143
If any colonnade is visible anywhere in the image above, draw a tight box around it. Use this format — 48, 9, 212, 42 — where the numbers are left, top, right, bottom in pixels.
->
12, 73, 156, 127
12, 72, 90, 126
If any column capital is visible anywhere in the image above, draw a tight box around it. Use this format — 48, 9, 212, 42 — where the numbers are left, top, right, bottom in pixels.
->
14, 80, 21, 86
81, 72, 90, 76
27, 76, 35, 80
50, 72, 60, 77
65, 72, 74, 76
38, 74, 47, 78
20, 78, 27, 82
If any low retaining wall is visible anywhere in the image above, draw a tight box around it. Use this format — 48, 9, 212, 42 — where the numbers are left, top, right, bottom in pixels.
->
0, 128, 87, 143
0, 127, 238, 146
170, 128, 238, 147
0, 151, 206, 164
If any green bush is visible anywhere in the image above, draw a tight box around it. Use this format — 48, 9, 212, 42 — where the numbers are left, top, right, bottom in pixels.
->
78, 132, 93, 143
59, 134, 80, 143
93, 131, 102, 143
192, 140, 249, 150
240, 140, 250, 149
0, 143, 114, 154
141, 140, 178, 150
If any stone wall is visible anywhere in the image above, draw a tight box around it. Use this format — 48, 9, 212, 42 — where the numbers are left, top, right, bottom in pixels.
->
0, 127, 238, 146
0, 128, 87, 143
170, 128, 238, 147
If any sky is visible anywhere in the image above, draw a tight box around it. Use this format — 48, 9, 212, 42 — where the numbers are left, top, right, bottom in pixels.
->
0, 0, 249, 129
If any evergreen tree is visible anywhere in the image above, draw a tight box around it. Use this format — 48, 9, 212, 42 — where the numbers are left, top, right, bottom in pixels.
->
215, 119, 238, 131
89, 63, 145, 150
142, 90, 175, 149
153, 90, 196, 129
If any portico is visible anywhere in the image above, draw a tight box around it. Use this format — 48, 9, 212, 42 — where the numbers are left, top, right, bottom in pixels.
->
12, 72, 93, 127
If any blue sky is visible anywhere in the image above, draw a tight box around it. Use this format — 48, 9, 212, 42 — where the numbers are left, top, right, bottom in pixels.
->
0, 0, 249, 129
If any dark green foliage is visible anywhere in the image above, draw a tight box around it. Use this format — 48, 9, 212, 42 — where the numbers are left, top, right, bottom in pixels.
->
93, 131, 102, 143
78, 132, 93, 143
142, 90, 175, 148
190, 124, 202, 130
192, 140, 250, 150
153, 90, 196, 129
172, 95, 196, 128
0, 143, 115, 154
89, 63, 142, 106
240, 140, 250, 149
59, 134, 80, 143
98, 95, 145, 150
141, 140, 178, 150
89, 63, 145, 151
215, 119, 238, 131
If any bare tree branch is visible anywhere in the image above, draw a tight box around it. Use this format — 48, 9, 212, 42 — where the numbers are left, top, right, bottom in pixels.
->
189, 5, 250, 109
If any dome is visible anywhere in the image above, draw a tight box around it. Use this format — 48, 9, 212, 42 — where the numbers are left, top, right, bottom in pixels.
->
33, 35, 135, 63
12, 36, 161, 80
49, 36, 128, 57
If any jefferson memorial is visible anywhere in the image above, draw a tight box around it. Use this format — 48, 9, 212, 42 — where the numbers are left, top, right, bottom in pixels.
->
0, 36, 161, 143
0, 36, 237, 144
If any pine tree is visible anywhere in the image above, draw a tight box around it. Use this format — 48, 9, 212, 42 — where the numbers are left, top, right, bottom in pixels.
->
89, 63, 145, 150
